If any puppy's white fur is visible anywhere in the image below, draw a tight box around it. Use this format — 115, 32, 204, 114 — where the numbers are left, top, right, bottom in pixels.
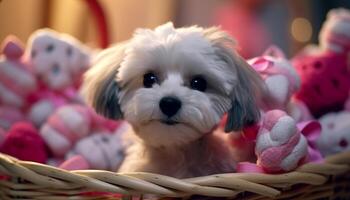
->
82, 22, 263, 178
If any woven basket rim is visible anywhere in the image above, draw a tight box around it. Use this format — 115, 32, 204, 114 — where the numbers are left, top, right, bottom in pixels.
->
0, 151, 349, 198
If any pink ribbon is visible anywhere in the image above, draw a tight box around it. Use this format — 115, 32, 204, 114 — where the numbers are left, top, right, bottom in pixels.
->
297, 120, 323, 163
237, 162, 265, 173
237, 120, 323, 173
59, 155, 90, 171
249, 56, 299, 93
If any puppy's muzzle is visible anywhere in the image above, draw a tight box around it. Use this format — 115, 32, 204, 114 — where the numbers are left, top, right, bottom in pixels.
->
159, 96, 182, 118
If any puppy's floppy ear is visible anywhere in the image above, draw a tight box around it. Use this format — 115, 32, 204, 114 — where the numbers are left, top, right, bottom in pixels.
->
204, 27, 265, 132
82, 42, 127, 119
226, 54, 265, 132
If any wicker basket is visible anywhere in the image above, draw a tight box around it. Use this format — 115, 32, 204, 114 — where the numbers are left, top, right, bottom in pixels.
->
0, 151, 349, 200
1, 1, 349, 199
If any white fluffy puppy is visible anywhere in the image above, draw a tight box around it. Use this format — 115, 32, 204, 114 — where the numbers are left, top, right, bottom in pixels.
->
82, 22, 263, 178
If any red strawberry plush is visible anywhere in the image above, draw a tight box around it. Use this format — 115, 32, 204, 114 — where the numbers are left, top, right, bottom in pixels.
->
292, 8, 350, 118
292, 51, 350, 118
0, 122, 48, 163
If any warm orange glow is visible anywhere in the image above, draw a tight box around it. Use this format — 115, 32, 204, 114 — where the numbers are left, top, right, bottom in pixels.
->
291, 17, 313, 43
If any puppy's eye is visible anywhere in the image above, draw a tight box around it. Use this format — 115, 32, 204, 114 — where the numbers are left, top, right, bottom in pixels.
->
143, 72, 158, 88
190, 76, 207, 92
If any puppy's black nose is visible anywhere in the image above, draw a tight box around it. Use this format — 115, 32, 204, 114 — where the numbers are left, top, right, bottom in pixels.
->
159, 96, 182, 117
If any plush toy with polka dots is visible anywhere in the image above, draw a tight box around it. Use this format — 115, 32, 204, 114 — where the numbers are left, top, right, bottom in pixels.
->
293, 8, 350, 118
293, 51, 350, 118
27, 29, 91, 90
65, 124, 129, 171
26, 29, 91, 126
317, 111, 350, 156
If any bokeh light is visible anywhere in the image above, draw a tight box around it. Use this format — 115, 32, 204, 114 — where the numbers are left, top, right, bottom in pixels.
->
291, 17, 313, 43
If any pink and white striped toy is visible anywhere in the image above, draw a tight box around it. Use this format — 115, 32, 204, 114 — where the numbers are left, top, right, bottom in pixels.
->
0, 36, 37, 129
40, 104, 120, 158
0, 36, 37, 109
255, 110, 308, 173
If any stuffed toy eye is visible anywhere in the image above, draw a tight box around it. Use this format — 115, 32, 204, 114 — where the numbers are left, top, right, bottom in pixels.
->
339, 138, 348, 148
31, 50, 36, 58
190, 76, 207, 92
46, 44, 55, 53
143, 72, 158, 88
51, 64, 60, 75
101, 135, 110, 143
66, 47, 73, 57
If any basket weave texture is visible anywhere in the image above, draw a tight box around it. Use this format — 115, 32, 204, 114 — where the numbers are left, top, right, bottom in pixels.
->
0, 151, 349, 200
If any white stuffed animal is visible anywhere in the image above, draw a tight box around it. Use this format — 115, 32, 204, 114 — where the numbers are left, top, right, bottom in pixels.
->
248, 46, 313, 122
317, 111, 350, 156
27, 29, 91, 89
67, 126, 128, 171
26, 29, 91, 126
319, 8, 350, 53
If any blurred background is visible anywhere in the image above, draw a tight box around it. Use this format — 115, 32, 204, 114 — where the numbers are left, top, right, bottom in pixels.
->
0, 0, 349, 58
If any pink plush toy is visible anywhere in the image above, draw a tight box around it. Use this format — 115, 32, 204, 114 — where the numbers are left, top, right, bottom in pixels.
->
0, 106, 26, 130
0, 36, 37, 109
40, 104, 120, 158
248, 46, 312, 122
27, 88, 82, 126
224, 109, 320, 173
317, 111, 350, 156
65, 126, 128, 171
255, 110, 308, 173
59, 155, 90, 171
0, 127, 5, 146
0, 36, 37, 129
26, 29, 91, 126
222, 46, 316, 173
319, 8, 350, 53
293, 51, 350, 118
293, 8, 350, 118
40, 104, 94, 157
345, 94, 350, 111
0, 122, 47, 163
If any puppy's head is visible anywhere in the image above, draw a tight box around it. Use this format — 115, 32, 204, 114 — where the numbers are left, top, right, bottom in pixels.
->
82, 23, 263, 147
